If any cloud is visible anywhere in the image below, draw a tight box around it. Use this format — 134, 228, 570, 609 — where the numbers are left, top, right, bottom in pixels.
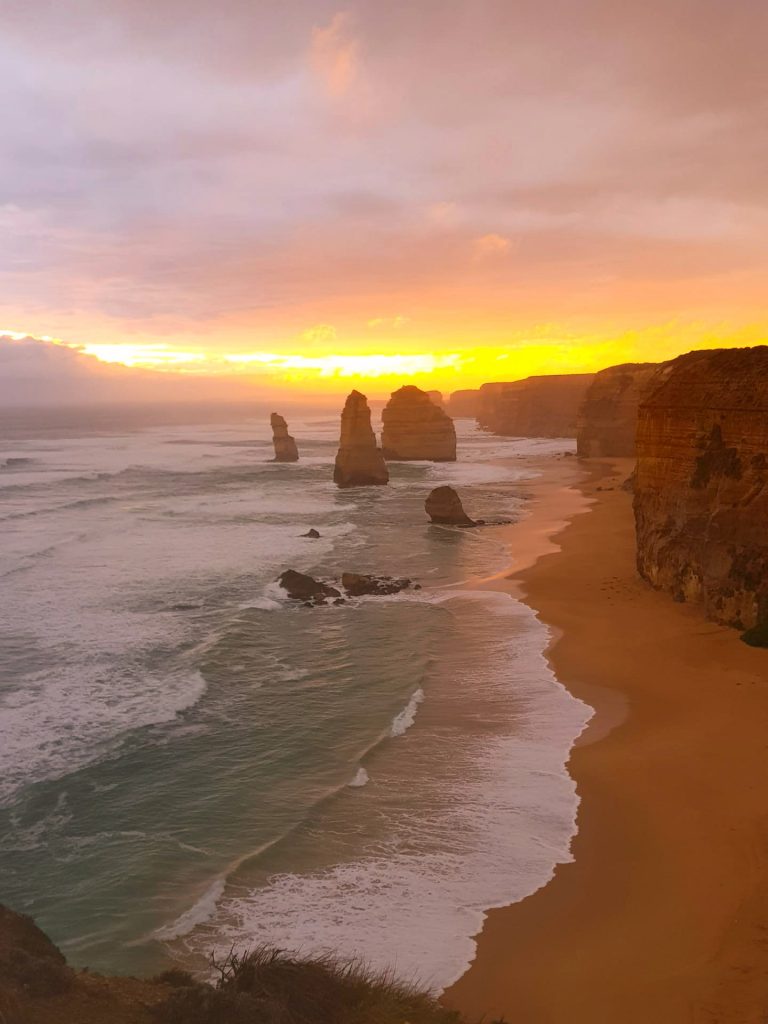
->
367, 316, 409, 328
300, 323, 337, 345
0, 0, 766, 354
310, 11, 359, 98
472, 234, 512, 260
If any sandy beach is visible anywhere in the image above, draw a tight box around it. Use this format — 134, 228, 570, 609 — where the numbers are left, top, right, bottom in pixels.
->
445, 455, 768, 1024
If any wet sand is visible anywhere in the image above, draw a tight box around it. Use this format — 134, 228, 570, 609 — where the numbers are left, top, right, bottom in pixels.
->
446, 456, 768, 1024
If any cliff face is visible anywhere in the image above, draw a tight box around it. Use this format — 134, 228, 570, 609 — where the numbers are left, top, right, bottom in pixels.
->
478, 374, 595, 437
381, 386, 456, 461
576, 363, 658, 457
270, 413, 299, 462
634, 347, 768, 634
333, 390, 389, 487
447, 389, 480, 417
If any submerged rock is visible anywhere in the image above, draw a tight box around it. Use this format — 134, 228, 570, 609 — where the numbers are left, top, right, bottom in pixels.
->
270, 413, 299, 462
278, 570, 340, 603
333, 391, 389, 488
425, 486, 476, 526
341, 573, 412, 596
302, 528, 321, 538
381, 385, 457, 461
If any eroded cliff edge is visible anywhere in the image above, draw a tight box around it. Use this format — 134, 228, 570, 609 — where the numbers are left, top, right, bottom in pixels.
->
576, 363, 658, 457
478, 374, 595, 437
634, 346, 768, 638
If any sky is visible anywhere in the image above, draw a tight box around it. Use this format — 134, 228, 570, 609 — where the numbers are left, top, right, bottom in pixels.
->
1, 0, 766, 399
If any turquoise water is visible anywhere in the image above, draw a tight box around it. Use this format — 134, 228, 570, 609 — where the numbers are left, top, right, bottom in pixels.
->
0, 412, 589, 989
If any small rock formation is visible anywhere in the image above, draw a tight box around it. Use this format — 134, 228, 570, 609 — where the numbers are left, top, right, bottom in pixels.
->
278, 570, 340, 604
333, 391, 389, 488
427, 390, 444, 407
576, 363, 659, 457
477, 374, 595, 437
270, 413, 299, 462
447, 389, 480, 417
302, 528, 321, 539
425, 486, 477, 526
381, 386, 457, 461
341, 573, 412, 596
634, 346, 768, 639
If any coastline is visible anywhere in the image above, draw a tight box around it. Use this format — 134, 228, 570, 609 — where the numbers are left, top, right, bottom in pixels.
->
445, 455, 768, 1023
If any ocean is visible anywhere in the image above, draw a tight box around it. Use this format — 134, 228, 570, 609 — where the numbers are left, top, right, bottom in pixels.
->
0, 407, 591, 991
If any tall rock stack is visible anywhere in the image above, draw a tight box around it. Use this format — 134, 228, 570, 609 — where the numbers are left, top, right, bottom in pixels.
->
381, 385, 457, 461
576, 363, 658, 457
270, 413, 299, 462
333, 390, 389, 488
634, 347, 768, 637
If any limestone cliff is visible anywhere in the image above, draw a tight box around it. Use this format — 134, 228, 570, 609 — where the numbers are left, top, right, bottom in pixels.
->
333, 390, 389, 487
576, 363, 658, 457
447, 389, 480, 417
478, 374, 595, 437
634, 346, 768, 636
270, 413, 299, 462
381, 386, 456, 461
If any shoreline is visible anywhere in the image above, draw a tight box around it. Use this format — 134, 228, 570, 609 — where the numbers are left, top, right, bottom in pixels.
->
445, 456, 768, 1022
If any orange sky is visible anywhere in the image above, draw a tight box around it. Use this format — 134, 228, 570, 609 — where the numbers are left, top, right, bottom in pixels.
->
1, 1, 766, 399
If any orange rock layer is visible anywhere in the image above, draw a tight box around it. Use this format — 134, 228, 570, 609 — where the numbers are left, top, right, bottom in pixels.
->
381, 385, 456, 461
576, 363, 659, 457
478, 374, 595, 438
634, 346, 768, 634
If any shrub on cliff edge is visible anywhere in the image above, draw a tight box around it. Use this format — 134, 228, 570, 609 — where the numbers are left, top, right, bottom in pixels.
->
153, 946, 466, 1024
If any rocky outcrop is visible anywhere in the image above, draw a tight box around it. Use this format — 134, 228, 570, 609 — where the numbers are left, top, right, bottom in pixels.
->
381, 386, 457, 461
478, 374, 595, 437
427, 390, 444, 407
270, 413, 299, 462
425, 486, 476, 526
447, 389, 480, 417
476, 382, 515, 430
278, 570, 341, 604
634, 346, 768, 638
333, 391, 389, 487
341, 573, 414, 596
576, 363, 659, 457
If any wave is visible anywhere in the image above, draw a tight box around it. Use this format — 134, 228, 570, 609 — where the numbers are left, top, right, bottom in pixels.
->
390, 689, 425, 737
153, 878, 226, 941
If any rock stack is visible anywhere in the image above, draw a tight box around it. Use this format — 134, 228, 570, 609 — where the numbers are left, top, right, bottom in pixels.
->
333, 390, 389, 488
576, 363, 658, 457
270, 413, 299, 462
634, 346, 768, 640
381, 386, 457, 461
425, 486, 476, 526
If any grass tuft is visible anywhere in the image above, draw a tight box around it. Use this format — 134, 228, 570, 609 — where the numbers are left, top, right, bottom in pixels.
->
153, 945, 471, 1024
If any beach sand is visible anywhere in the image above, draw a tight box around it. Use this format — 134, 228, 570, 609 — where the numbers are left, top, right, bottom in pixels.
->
445, 456, 768, 1024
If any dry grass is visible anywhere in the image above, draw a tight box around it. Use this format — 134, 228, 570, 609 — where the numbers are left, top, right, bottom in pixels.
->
152, 946, 500, 1024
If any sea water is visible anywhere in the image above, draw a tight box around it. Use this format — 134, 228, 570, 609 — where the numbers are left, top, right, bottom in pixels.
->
0, 409, 591, 990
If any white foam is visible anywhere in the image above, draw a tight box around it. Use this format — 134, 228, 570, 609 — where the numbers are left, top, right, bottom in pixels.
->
153, 878, 226, 941
179, 591, 592, 993
390, 688, 425, 737
348, 767, 369, 788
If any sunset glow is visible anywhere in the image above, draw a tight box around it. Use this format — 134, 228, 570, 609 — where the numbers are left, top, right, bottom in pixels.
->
1, 1, 765, 403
